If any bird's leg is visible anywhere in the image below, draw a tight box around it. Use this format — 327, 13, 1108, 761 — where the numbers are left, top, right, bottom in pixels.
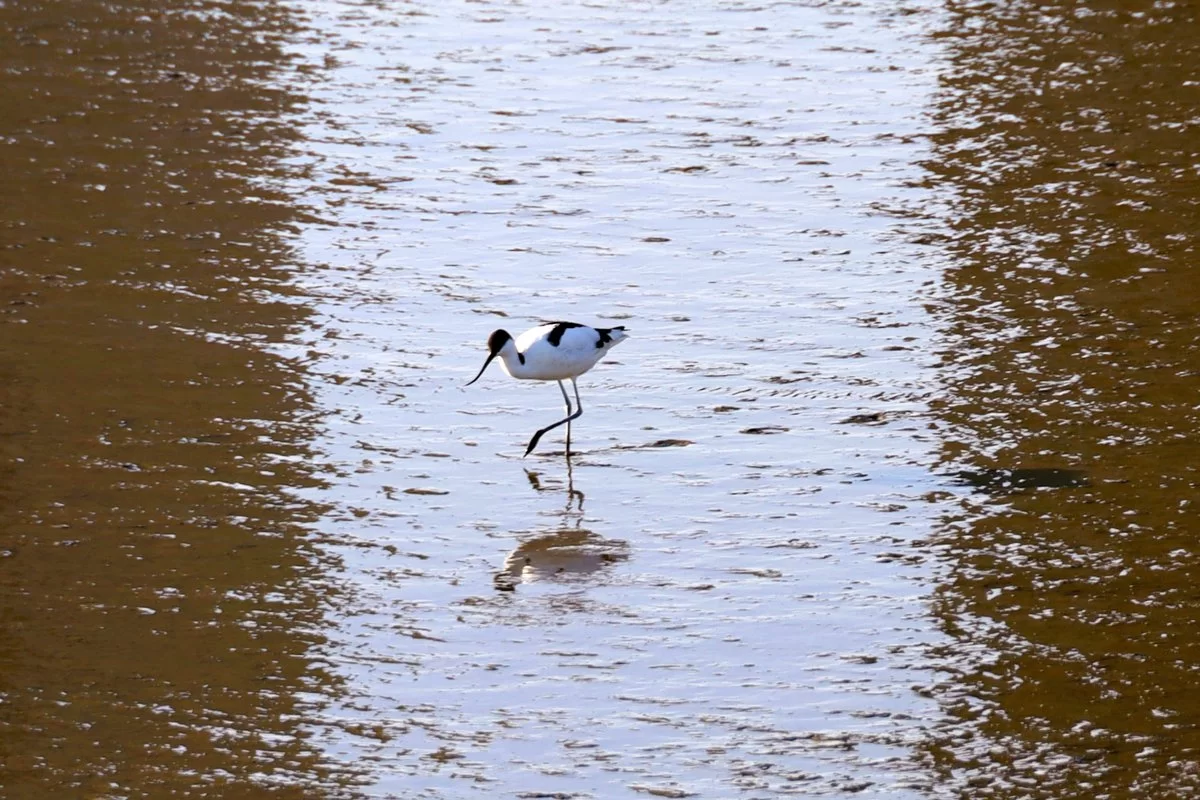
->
557, 379, 574, 456
524, 379, 584, 457
568, 379, 582, 457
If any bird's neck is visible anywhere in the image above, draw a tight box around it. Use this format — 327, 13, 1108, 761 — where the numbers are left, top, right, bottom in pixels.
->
498, 346, 533, 378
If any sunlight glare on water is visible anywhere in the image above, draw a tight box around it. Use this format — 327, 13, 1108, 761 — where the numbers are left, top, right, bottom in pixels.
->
280, 0, 957, 796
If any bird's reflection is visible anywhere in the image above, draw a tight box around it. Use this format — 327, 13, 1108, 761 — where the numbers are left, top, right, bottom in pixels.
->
525, 454, 585, 512
495, 461, 628, 591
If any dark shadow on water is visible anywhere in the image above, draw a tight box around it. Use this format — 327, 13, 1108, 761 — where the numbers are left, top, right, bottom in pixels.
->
0, 1, 360, 795
946, 467, 1090, 494
921, 1, 1200, 796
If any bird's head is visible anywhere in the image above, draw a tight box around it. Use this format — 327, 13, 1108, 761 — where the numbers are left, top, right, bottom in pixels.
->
466, 329, 513, 386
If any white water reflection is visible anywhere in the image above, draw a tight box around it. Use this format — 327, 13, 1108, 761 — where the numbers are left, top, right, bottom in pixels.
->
285, 0, 954, 795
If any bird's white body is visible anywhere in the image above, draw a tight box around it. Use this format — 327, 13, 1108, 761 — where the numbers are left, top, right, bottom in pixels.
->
466, 321, 629, 456
497, 323, 628, 381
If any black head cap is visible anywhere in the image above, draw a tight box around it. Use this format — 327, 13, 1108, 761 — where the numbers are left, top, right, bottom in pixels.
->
487, 329, 513, 354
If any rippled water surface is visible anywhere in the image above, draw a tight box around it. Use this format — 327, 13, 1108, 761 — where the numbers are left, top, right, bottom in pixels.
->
922, 1, 1200, 796
284, 1, 950, 796
3, 0, 1198, 798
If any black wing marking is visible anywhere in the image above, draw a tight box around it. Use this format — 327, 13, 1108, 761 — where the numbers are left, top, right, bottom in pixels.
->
594, 325, 625, 348
545, 321, 583, 347
545, 321, 625, 348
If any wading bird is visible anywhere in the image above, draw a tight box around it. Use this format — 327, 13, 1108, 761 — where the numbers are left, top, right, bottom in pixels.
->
466, 321, 629, 456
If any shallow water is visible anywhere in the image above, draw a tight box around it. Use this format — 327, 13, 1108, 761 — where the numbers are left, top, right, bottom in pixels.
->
283, 1, 950, 796
2, 0, 1197, 797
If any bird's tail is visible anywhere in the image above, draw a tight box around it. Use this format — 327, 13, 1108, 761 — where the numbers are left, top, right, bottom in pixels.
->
602, 325, 629, 345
